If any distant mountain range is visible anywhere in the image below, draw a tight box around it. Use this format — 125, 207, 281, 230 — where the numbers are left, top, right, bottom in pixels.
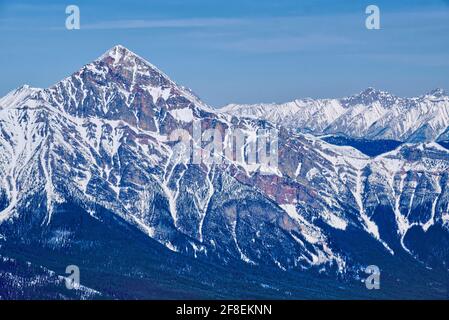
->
222, 87, 449, 143
1, 45, 448, 299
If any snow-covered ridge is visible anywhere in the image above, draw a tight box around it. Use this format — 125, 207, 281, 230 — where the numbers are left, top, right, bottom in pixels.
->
98, 45, 211, 110
221, 87, 449, 142
0, 85, 40, 110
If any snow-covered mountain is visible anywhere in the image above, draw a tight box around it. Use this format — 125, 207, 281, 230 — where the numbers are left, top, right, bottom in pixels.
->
1, 45, 448, 299
222, 88, 449, 142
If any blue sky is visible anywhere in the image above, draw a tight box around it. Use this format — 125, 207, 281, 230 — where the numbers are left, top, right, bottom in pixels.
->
1, 0, 449, 106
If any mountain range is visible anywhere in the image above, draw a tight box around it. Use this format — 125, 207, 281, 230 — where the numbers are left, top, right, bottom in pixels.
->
222, 87, 449, 143
1, 45, 448, 299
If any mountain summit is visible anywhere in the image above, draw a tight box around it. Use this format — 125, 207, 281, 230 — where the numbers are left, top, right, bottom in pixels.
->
37, 45, 211, 130
426, 88, 448, 98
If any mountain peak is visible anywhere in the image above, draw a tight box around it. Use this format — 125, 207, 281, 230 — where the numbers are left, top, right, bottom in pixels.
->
361, 86, 375, 93
359, 87, 387, 97
0, 84, 39, 109
95, 45, 180, 88
341, 87, 397, 107
103, 44, 133, 56
98, 44, 146, 65
43, 45, 211, 120
111, 44, 127, 50
426, 88, 447, 98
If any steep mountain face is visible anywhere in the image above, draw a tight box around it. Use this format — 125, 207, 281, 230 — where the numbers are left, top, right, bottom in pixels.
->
222, 88, 449, 143
1, 46, 449, 299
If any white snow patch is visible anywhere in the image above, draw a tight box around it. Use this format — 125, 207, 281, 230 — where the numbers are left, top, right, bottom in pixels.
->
170, 108, 194, 123
306, 168, 319, 181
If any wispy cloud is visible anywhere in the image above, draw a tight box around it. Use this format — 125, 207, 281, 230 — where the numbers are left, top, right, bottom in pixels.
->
352, 53, 449, 67
82, 18, 248, 30
216, 34, 356, 53
0, 3, 62, 12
